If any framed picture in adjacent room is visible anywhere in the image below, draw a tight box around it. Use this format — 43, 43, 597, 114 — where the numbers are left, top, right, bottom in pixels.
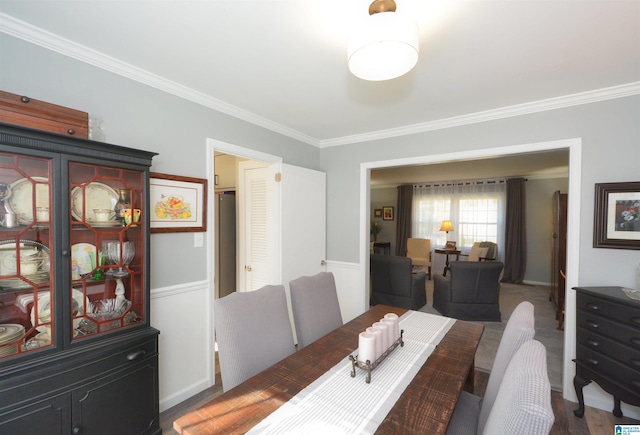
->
383, 206, 394, 221
593, 181, 640, 250
374, 208, 383, 218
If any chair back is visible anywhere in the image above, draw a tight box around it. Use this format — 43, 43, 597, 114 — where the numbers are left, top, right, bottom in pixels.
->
469, 241, 498, 261
290, 272, 343, 349
406, 238, 431, 266
370, 254, 427, 310
478, 301, 535, 433
449, 261, 503, 303
215, 284, 295, 392
481, 340, 554, 435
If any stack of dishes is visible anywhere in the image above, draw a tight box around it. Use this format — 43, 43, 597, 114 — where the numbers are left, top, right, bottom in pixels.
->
0, 324, 25, 358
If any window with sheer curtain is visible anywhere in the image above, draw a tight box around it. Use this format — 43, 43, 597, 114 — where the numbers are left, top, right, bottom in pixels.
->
412, 180, 506, 255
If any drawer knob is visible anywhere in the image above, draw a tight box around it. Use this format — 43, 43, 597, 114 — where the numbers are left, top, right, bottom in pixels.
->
67, 129, 76, 135
20, 96, 30, 103
72, 426, 81, 434
126, 350, 146, 361
585, 303, 600, 311
587, 358, 599, 366
585, 320, 599, 329
586, 339, 600, 347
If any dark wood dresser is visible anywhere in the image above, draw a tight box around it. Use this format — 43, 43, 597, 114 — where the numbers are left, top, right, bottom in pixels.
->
573, 286, 640, 417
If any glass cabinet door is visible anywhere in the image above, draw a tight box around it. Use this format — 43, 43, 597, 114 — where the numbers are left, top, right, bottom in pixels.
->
69, 162, 145, 339
0, 152, 53, 358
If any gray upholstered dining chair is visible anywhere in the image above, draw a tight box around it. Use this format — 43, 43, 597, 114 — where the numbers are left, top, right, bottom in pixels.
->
446, 301, 536, 434
481, 340, 555, 434
214, 284, 295, 392
289, 272, 343, 349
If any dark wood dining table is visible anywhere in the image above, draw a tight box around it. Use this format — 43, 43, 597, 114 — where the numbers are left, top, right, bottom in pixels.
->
174, 304, 484, 434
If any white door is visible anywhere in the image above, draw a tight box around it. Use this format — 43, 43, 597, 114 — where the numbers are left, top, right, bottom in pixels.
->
238, 160, 277, 291
238, 161, 326, 292
280, 163, 326, 287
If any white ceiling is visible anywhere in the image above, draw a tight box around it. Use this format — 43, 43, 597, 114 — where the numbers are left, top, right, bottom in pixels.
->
1, 0, 639, 149
370, 149, 570, 186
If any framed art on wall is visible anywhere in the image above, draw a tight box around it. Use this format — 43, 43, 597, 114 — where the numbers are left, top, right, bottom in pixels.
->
593, 181, 640, 250
374, 209, 383, 218
383, 206, 394, 221
150, 172, 207, 233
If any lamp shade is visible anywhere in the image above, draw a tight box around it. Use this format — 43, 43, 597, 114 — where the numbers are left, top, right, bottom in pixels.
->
348, 12, 419, 81
439, 220, 454, 232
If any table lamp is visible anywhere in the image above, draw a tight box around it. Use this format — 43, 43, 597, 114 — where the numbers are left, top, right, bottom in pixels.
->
439, 220, 454, 242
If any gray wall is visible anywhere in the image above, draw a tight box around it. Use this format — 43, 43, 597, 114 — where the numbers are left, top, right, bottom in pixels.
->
372, 177, 569, 284
370, 188, 398, 254
0, 34, 320, 289
321, 96, 640, 289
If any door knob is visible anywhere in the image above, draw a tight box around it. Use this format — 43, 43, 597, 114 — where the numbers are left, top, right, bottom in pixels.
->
245, 265, 252, 272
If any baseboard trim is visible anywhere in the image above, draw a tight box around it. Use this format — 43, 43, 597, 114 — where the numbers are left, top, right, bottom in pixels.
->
522, 279, 552, 286
160, 378, 214, 413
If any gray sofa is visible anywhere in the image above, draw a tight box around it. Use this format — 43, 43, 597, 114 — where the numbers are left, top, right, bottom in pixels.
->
433, 261, 504, 321
370, 254, 427, 310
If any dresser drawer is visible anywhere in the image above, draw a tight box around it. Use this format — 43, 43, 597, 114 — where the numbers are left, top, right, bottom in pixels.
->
577, 293, 640, 327
577, 344, 640, 392
577, 327, 640, 370
577, 310, 640, 350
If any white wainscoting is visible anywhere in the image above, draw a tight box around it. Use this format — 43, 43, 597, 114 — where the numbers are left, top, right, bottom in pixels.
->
151, 280, 214, 413
325, 260, 363, 323
151, 261, 363, 413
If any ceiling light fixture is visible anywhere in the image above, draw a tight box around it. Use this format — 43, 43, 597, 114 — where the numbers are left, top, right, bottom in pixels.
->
347, 0, 419, 81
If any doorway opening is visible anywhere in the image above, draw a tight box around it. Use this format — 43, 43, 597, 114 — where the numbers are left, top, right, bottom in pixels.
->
360, 137, 582, 402
207, 139, 282, 300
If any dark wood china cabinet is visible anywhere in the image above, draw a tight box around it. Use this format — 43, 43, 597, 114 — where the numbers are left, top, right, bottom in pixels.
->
0, 123, 159, 434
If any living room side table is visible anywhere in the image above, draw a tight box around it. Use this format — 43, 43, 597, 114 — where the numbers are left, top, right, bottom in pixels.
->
435, 249, 461, 276
373, 241, 391, 255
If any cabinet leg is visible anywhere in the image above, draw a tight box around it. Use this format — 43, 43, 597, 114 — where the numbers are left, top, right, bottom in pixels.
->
573, 375, 590, 418
613, 397, 623, 418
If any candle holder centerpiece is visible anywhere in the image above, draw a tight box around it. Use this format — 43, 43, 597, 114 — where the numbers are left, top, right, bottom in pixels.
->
349, 329, 404, 383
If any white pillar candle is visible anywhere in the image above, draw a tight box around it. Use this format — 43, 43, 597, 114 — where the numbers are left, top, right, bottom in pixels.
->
358, 332, 377, 364
381, 318, 396, 346
373, 321, 389, 350
384, 313, 400, 340
366, 326, 383, 360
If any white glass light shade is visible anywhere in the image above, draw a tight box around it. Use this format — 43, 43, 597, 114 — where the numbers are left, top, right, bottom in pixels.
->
348, 12, 419, 81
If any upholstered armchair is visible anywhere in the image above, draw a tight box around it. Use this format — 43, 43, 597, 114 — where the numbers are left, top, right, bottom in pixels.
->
406, 238, 432, 279
370, 254, 427, 310
433, 261, 504, 321
466, 241, 498, 261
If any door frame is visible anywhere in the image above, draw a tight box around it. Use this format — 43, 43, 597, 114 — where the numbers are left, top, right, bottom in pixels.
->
359, 137, 582, 402
206, 138, 282, 296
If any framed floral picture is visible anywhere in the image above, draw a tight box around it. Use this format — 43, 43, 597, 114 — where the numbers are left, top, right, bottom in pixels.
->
150, 172, 207, 233
593, 181, 640, 250
383, 206, 394, 221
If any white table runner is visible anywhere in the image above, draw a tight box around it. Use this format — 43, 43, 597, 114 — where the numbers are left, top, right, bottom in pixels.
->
248, 310, 455, 434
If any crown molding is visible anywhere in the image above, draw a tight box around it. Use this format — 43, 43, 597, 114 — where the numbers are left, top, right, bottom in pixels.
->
0, 13, 319, 147
319, 81, 640, 148
2, 13, 638, 150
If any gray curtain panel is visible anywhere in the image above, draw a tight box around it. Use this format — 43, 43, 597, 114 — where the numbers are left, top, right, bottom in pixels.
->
395, 185, 413, 256
502, 178, 526, 283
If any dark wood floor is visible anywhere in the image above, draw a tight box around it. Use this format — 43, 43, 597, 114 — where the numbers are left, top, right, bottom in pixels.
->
160, 355, 639, 434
